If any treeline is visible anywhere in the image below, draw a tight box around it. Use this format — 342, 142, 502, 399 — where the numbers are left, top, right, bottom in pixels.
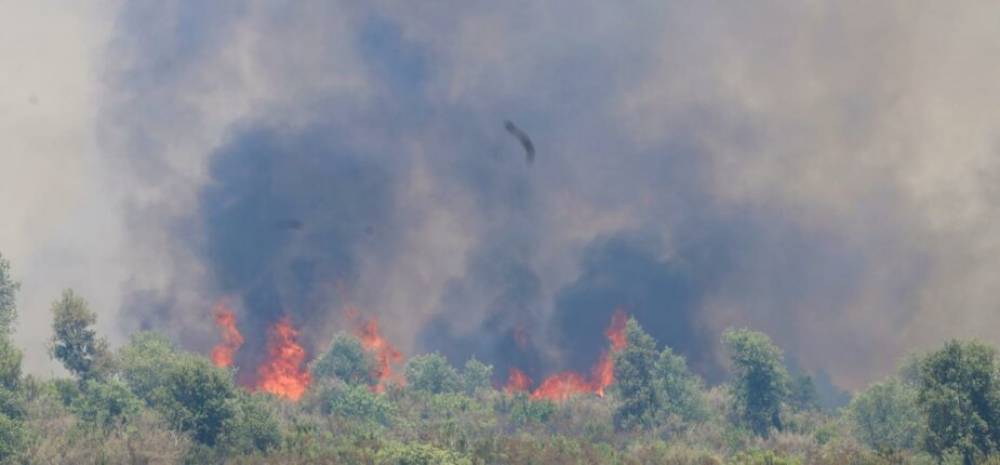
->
1, 253, 1000, 464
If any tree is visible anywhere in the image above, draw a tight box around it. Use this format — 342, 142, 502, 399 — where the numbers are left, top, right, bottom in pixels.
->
405, 353, 461, 395
149, 354, 238, 446
0, 254, 25, 461
117, 332, 177, 400
788, 373, 820, 412
311, 333, 375, 386
221, 393, 282, 454
613, 318, 660, 430
70, 378, 141, 430
0, 253, 18, 336
0, 337, 22, 393
48, 290, 113, 381
655, 346, 707, 421
722, 328, 789, 437
326, 383, 396, 426
462, 358, 493, 395
119, 332, 238, 446
375, 441, 472, 465
916, 340, 1000, 465
847, 378, 923, 453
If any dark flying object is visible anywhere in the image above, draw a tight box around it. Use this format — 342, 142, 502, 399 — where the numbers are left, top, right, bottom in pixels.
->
504, 120, 535, 164
274, 219, 304, 230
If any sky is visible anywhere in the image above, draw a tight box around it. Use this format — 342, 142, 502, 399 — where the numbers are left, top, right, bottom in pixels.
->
3, 1, 1000, 391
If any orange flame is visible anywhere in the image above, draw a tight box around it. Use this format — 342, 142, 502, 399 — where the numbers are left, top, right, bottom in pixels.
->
504, 367, 532, 393
211, 302, 244, 368
256, 317, 312, 401
353, 315, 403, 393
592, 309, 628, 397
532, 371, 593, 401
509, 310, 630, 402
606, 309, 628, 351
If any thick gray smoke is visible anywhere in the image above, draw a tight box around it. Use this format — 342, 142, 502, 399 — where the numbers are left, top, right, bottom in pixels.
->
71, 0, 1000, 392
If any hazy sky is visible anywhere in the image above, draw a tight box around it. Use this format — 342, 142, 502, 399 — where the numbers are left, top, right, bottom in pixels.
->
4, 1, 1000, 389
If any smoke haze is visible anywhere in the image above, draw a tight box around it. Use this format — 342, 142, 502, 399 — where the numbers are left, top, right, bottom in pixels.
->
5, 1, 1000, 391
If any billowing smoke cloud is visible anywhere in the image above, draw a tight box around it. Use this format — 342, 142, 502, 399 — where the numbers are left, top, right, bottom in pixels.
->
70, 0, 1000, 392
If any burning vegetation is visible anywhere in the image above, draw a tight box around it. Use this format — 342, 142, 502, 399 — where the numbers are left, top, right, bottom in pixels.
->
210, 302, 243, 368
504, 309, 629, 401
255, 317, 312, 401
352, 315, 404, 393
211, 302, 629, 403
210, 306, 312, 400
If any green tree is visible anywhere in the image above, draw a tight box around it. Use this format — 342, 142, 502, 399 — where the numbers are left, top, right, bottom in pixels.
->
462, 358, 493, 395
613, 318, 661, 430
504, 393, 557, 426
655, 346, 707, 421
326, 383, 396, 426
0, 253, 19, 335
722, 328, 789, 437
847, 378, 923, 453
48, 290, 113, 381
119, 332, 237, 446
405, 353, 461, 395
70, 378, 141, 430
0, 254, 24, 461
375, 441, 471, 465
311, 333, 375, 386
117, 332, 176, 400
788, 373, 820, 412
0, 337, 22, 393
221, 393, 282, 454
916, 340, 1000, 464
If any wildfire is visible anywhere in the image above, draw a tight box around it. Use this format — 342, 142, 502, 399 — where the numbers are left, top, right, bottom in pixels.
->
592, 309, 628, 397
211, 302, 244, 368
532, 372, 594, 401
256, 317, 312, 401
509, 309, 629, 402
504, 367, 532, 393
353, 314, 403, 393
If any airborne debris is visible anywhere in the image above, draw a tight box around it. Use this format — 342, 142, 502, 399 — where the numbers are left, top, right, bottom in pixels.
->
504, 120, 535, 164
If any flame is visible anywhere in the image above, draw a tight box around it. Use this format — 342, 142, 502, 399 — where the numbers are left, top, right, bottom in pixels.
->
210, 302, 244, 368
591, 352, 614, 398
508, 310, 630, 402
256, 317, 312, 401
532, 372, 594, 401
606, 309, 628, 351
353, 315, 403, 393
504, 367, 532, 393
592, 309, 628, 397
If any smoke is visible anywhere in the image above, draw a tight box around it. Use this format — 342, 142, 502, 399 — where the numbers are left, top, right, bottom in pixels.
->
2, 0, 982, 391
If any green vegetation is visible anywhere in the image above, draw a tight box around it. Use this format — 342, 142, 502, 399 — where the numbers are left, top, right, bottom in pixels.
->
613, 317, 660, 430
311, 333, 375, 386
3, 253, 1000, 463
723, 328, 790, 437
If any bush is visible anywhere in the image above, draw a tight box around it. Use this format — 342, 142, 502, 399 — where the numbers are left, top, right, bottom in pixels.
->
326, 383, 396, 427
405, 353, 461, 395
311, 333, 375, 386
221, 393, 282, 455
462, 358, 493, 396
70, 379, 141, 430
847, 378, 922, 453
120, 334, 238, 446
376, 441, 471, 465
